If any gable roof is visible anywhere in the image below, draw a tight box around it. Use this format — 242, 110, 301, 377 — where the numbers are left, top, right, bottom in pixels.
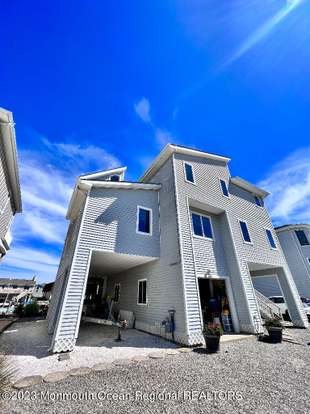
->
0, 108, 22, 213
0, 278, 35, 287
140, 144, 231, 182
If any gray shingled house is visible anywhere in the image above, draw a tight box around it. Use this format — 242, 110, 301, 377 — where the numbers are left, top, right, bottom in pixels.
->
0, 108, 22, 259
48, 144, 308, 353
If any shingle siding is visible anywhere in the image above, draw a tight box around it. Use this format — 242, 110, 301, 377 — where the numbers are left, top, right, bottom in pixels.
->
277, 228, 310, 297
0, 142, 13, 241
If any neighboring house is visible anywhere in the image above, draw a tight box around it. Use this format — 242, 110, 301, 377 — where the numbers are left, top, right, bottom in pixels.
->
32, 283, 45, 299
0, 277, 36, 307
0, 108, 22, 258
47, 145, 308, 353
43, 282, 54, 301
253, 225, 310, 300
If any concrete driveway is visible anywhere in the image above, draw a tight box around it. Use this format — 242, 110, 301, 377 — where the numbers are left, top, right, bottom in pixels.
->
0, 319, 177, 381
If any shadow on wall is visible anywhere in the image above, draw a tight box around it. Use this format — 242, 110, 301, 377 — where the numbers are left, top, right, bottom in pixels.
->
92, 191, 160, 258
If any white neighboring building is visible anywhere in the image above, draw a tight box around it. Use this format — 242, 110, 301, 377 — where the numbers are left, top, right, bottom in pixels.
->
0, 108, 22, 258
275, 225, 310, 298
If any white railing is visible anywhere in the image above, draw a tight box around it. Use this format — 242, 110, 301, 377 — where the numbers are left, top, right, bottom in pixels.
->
255, 289, 283, 319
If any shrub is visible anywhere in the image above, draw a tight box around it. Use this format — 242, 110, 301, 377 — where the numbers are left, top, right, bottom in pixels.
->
265, 318, 283, 328
203, 323, 224, 336
0, 354, 15, 392
14, 303, 24, 317
24, 302, 39, 317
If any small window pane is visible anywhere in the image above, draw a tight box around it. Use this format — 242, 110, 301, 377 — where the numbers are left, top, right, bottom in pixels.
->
266, 229, 276, 248
255, 196, 263, 207
220, 179, 229, 197
138, 208, 150, 234
138, 280, 147, 304
239, 221, 251, 243
114, 284, 120, 302
110, 175, 120, 182
184, 163, 194, 183
295, 230, 309, 246
192, 213, 203, 236
202, 216, 213, 239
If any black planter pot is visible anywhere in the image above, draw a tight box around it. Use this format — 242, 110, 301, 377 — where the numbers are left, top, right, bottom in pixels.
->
267, 327, 283, 343
204, 335, 220, 353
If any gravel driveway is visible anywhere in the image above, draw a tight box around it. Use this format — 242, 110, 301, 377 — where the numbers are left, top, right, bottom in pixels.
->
2, 328, 310, 414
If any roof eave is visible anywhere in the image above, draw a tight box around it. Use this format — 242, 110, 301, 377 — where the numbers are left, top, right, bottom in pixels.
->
230, 176, 270, 198
0, 108, 22, 213
140, 144, 231, 182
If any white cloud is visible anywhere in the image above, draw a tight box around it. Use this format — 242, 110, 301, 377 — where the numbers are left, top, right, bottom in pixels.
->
134, 97, 151, 123
134, 98, 177, 149
0, 246, 59, 282
258, 147, 310, 225
7, 131, 122, 281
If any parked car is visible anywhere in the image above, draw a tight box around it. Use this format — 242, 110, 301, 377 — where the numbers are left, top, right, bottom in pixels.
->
269, 295, 310, 322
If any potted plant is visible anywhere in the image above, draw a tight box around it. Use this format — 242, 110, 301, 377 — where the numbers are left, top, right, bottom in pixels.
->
203, 323, 223, 353
265, 318, 283, 343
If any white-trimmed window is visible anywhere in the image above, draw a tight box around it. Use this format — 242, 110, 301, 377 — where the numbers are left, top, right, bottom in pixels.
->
136, 206, 152, 235
110, 174, 120, 182
191, 212, 213, 240
184, 162, 195, 184
137, 279, 147, 305
220, 179, 229, 197
239, 220, 252, 244
295, 230, 310, 246
265, 229, 277, 249
114, 283, 120, 303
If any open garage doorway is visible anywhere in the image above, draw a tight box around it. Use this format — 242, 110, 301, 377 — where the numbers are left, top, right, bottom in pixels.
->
198, 277, 234, 333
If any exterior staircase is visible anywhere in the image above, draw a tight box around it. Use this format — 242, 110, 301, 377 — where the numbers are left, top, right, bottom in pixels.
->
254, 289, 283, 320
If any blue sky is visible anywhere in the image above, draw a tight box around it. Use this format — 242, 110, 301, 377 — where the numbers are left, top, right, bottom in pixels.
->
0, 0, 309, 282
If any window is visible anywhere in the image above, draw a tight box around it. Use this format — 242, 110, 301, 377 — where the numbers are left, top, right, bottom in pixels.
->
137, 279, 147, 305
110, 175, 120, 182
184, 162, 195, 184
308, 258, 310, 265
191, 212, 213, 239
239, 220, 252, 243
136, 206, 152, 235
254, 196, 263, 207
295, 230, 310, 246
113, 283, 120, 303
266, 229, 277, 249
220, 179, 229, 197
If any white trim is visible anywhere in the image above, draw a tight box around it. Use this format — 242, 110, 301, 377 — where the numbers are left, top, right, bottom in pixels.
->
183, 161, 196, 185
190, 210, 214, 241
219, 178, 230, 198
230, 176, 269, 198
137, 278, 148, 305
238, 219, 253, 245
140, 144, 230, 183
113, 282, 121, 303
172, 155, 190, 338
136, 205, 153, 236
265, 227, 278, 250
275, 224, 310, 234
81, 166, 127, 180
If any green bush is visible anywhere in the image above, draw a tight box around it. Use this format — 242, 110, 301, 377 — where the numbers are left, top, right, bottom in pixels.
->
14, 303, 24, 317
265, 317, 283, 328
24, 302, 39, 317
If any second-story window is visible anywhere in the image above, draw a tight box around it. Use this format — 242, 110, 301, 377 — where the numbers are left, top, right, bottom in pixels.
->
254, 196, 263, 207
136, 206, 152, 235
295, 230, 309, 246
220, 179, 229, 197
266, 229, 277, 249
191, 212, 213, 239
239, 220, 252, 243
110, 175, 120, 182
184, 162, 195, 184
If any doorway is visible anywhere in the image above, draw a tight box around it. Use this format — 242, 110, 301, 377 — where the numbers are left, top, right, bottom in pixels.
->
198, 277, 234, 332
